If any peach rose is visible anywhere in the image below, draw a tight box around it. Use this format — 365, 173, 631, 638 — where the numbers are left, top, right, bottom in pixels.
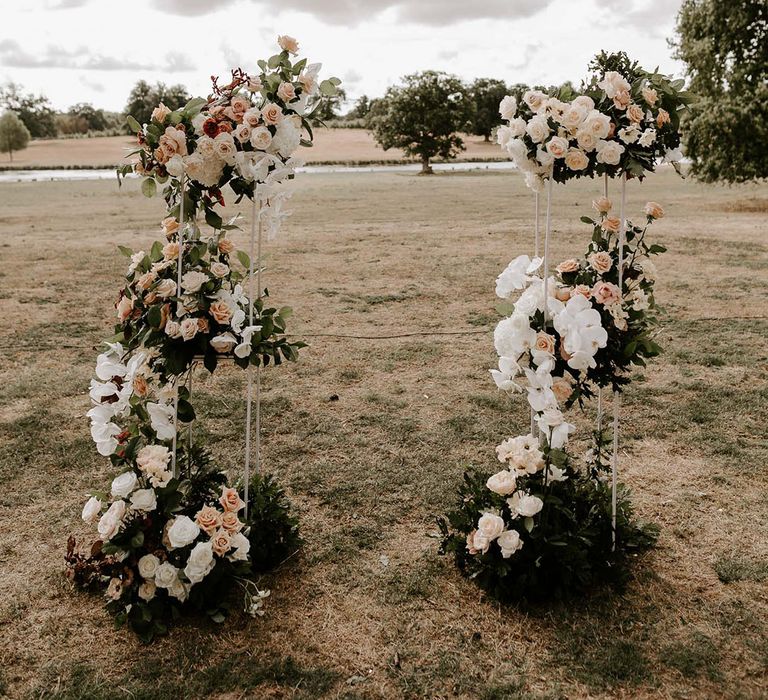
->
219, 486, 245, 513
133, 374, 149, 398
552, 376, 574, 403
158, 126, 188, 159
573, 284, 591, 298
136, 271, 157, 291
180, 317, 198, 341
151, 103, 171, 123
160, 303, 170, 329
230, 95, 250, 122
592, 281, 621, 305
247, 76, 263, 92
643, 201, 664, 219
564, 148, 589, 171
144, 292, 158, 305
556, 259, 580, 274
161, 217, 179, 239
211, 529, 232, 556
221, 511, 243, 533
627, 104, 644, 123
242, 107, 262, 129
153, 147, 168, 165
195, 505, 222, 536
234, 123, 251, 143
613, 90, 630, 110
117, 295, 134, 322
209, 300, 233, 324
535, 332, 556, 355
277, 82, 296, 103
656, 109, 670, 128
197, 317, 210, 334
261, 102, 283, 125
163, 242, 179, 260
602, 216, 621, 233
588, 251, 613, 274
592, 196, 612, 214
642, 86, 658, 106
555, 286, 572, 302
278, 35, 299, 55
217, 238, 234, 255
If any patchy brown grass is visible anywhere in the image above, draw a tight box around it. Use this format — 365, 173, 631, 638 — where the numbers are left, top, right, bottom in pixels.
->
2, 128, 502, 169
0, 167, 767, 699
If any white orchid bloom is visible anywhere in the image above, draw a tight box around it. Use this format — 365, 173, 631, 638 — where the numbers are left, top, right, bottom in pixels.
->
495, 255, 542, 299
524, 368, 556, 413
490, 356, 524, 393
234, 325, 263, 359
147, 402, 176, 441
494, 313, 537, 358
536, 407, 575, 449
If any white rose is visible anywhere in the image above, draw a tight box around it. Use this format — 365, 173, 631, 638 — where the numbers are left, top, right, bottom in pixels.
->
154, 561, 179, 589
507, 116, 526, 138
560, 103, 587, 131
573, 95, 595, 111
167, 515, 200, 549
130, 488, 157, 512
138, 553, 160, 579
166, 154, 184, 177
496, 124, 514, 149
111, 471, 138, 499
583, 111, 611, 139
210, 262, 229, 278
138, 581, 156, 601
184, 541, 215, 584
234, 123, 251, 144
638, 128, 656, 147
229, 531, 251, 561
596, 139, 625, 165
576, 129, 598, 152
618, 125, 640, 144
169, 578, 189, 601
497, 529, 524, 558
486, 470, 517, 496
81, 496, 102, 524
476, 512, 505, 541
181, 271, 209, 293
191, 113, 207, 135
250, 126, 272, 151
523, 89, 547, 113
155, 278, 177, 298
499, 95, 517, 120
526, 115, 551, 144
598, 71, 631, 99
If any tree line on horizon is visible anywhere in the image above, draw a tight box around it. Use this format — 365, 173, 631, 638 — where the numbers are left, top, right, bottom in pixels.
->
0, 0, 765, 181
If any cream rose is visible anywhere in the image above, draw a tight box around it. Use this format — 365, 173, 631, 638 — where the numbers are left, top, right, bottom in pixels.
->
180, 317, 198, 341
214, 132, 237, 165
525, 115, 551, 144
508, 492, 544, 518
138, 553, 160, 579
138, 581, 156, 601
522, 89, 547, 112
592, 281, 621, 305
154, 561, 179, 589
234, 123, 252, 144
545, 136, 568, 158
477, 512, 505, 541
181, 271, 208, 293
155, 278, 177, 298
137, 445, 170, 473
486, 470, 517, 496
642, 86, 658, 106
210, 262, 229, 278
588, 251, 613, 273
277, 82, 296, 103
564, 148, 589, 171
552, 375, 575, 403
130, 488, 157, 512
497, 529, 523, 558
596, 139, 625, 165
97, 500, 126, 541
250, 126, 273, 151
576, 129, 598, 152
165, 320, 181, 338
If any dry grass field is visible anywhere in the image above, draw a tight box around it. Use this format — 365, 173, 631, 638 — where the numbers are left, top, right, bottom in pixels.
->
0, 166, 767, 699
1, 128, 502, 168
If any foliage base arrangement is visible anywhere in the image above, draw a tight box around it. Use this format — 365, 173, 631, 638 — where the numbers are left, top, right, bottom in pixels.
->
66, 36, 338, 641
439, 53, 681, 603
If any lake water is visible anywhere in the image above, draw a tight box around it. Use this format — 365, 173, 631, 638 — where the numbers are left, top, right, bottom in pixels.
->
0, 160, 516, 183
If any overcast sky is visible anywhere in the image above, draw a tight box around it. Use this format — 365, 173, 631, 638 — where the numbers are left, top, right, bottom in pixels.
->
1, 0, 684, 112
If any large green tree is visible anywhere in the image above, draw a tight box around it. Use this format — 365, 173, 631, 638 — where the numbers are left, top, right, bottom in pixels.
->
124, 81, 191, 128
314, 87, 348, 121
0, 111, 31, 162
671, 0, 768, 183
368, 71, 475, 173
0, 82, 57, 138
469, 78, 509, 141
